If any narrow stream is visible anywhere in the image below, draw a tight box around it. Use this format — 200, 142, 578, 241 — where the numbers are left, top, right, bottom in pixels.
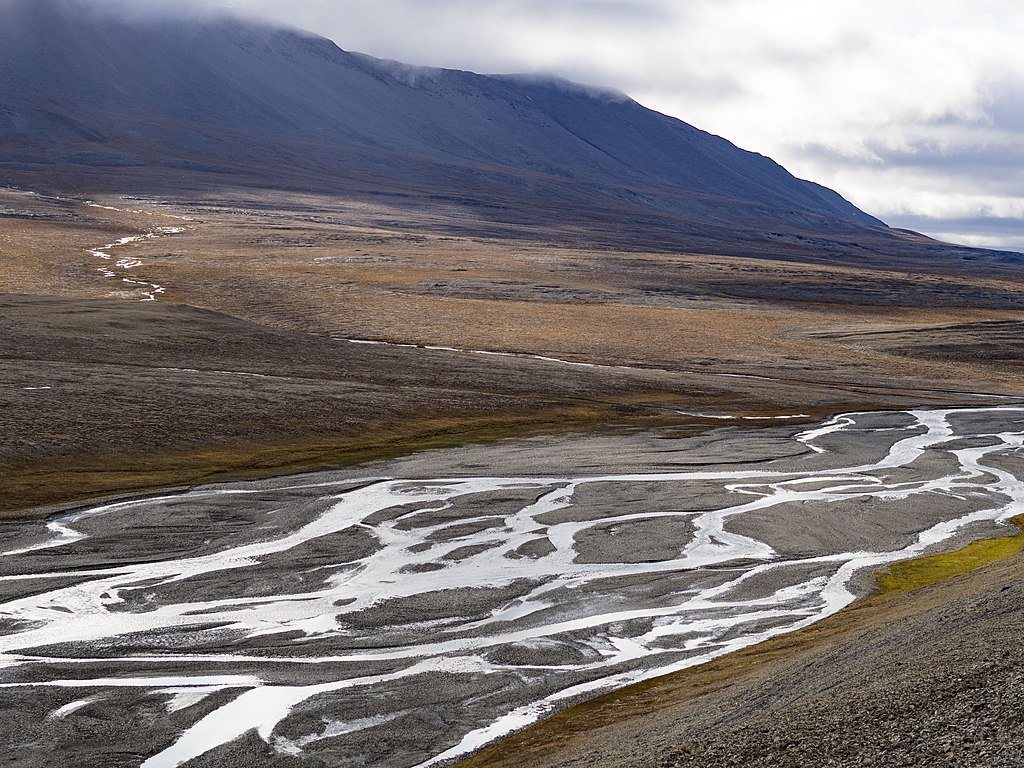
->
84, 200, 189, 301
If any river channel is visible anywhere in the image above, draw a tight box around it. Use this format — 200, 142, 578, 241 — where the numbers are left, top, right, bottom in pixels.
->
1, 406, 1022, 767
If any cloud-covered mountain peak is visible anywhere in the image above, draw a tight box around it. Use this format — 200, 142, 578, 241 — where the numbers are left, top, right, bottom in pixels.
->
0, 0, 886, 237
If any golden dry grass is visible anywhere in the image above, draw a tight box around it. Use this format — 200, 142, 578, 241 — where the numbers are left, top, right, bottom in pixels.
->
3, 187, 1022, 514
6, 188, 1020, 388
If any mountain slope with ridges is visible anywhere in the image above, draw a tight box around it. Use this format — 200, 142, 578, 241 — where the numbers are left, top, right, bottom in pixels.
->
0, 0, 894, 239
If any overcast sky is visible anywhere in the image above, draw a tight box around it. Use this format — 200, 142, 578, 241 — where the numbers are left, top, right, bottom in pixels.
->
207, 1, 1023, 250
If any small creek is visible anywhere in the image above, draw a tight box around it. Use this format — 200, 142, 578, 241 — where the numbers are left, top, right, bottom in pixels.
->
84, 200, 190, 301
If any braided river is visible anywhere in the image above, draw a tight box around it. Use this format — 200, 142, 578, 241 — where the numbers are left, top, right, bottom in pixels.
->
1, 406, 1022, 766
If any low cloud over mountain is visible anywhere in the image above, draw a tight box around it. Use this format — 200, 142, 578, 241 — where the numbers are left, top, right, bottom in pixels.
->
3, 0, 1017, 265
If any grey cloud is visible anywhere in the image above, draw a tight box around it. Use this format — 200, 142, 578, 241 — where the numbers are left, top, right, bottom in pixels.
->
984, 77, 1024, 132
627, 72, 748, 105
751, 31, 874, 69
504, 0, 674, 22
878, 145, 1024, 175
887, 214, 1024, 252
799, 138, 1023, 171
895, 215, 1024, 235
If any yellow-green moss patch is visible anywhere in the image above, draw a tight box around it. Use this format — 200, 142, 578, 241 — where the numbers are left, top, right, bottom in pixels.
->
874, 514, 1024, 598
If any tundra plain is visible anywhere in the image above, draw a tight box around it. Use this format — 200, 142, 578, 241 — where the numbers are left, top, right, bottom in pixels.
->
3, 187, 1023, 516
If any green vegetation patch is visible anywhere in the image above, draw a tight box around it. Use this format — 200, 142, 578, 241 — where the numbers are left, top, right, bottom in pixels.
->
0, 401, 692, 520
875, 514, 1024, 597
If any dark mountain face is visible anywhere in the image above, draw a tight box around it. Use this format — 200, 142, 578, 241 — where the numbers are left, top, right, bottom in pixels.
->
0, 0, 907, 254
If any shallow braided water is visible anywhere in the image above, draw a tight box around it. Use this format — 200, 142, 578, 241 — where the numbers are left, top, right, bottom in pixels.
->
1, 406, 1022, 767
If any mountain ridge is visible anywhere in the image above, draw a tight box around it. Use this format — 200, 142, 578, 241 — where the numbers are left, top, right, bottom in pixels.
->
8, 0, 1021, 272
0, 0, 895, 239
